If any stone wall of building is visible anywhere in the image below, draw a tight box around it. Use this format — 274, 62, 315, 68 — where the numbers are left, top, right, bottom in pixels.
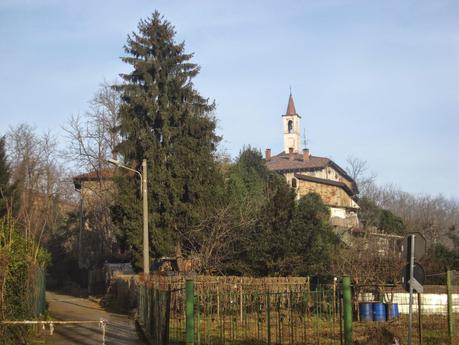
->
297, 179, 358, 209
284, 167, 354, 193
80, 180, 115, 208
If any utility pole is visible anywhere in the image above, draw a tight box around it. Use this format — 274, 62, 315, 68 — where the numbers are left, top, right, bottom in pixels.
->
142, 159, 150, 275
107, 158, 150, 275
408, 234, 415, 345
402, 233, 426, 345
447, 270, 454, 344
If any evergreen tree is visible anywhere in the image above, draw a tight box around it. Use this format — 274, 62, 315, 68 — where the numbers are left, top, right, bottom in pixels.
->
424, 225, 459, 277
222, 147, 297, 276
285, 193, 340, 276
225, 147, 269, 213
239, 171, 296, 276
111, 12, 221, 268
359, 196, 405, 234
220, 148, 340, 276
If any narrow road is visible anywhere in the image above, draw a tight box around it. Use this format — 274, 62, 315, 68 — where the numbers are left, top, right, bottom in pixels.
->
44, 291, 144, 345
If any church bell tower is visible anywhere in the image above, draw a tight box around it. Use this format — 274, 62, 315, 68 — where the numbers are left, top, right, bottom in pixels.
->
283, 93, 301, 153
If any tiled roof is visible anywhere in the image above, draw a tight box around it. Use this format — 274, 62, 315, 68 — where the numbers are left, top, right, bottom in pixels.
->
265, 152, 330, 171
73, 169, 115, 182
265, 152, 359, 194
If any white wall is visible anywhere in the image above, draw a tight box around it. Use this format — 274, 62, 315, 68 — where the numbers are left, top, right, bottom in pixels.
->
360, 292, 459, 315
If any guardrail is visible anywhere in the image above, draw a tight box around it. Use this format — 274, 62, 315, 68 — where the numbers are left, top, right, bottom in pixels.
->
0, 319, 108, 345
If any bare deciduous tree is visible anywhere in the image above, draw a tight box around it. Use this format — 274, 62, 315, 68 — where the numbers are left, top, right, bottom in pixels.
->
333, 235, 404, 312
345, 155, 459, 247
62, 82, 123, 268
63, 81, 121, 174
345, 155, 377, 196
5, 124, 72, 262
178, 195, 259, 274
371, 186, 459, 246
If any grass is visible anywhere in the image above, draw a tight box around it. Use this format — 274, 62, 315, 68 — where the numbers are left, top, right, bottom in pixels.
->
353, 314, 454, 345
164, 314, 455, 345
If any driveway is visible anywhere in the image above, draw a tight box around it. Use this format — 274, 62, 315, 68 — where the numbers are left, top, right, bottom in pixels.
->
44, 291, 144, 345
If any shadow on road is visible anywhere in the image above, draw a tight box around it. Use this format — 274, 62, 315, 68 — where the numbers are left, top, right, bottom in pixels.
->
44, 291, 144, 345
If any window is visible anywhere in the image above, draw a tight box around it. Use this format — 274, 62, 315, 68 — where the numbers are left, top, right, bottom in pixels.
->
288, 120, 293, 133
291, 178, 297, 188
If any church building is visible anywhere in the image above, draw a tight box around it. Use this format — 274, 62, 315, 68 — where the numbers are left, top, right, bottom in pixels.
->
265, 94, 360, 228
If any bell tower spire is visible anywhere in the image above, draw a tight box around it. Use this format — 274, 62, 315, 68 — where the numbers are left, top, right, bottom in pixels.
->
282, 91, 301, 154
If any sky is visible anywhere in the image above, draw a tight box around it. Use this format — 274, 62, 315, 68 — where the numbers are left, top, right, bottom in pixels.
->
0, 0, 458, 198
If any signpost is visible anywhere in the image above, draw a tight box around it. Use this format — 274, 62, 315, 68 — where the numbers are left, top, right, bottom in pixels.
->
401, 233, 426, 345
401, 263, 425, 292
401, 233, 426, 263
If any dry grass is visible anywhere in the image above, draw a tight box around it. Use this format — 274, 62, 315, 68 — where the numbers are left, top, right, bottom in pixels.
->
354, 314, 455, 345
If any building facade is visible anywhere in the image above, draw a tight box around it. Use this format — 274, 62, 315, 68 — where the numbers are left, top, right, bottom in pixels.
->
265, 94, 359, 228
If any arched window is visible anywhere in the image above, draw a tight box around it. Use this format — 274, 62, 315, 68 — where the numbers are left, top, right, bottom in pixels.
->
291, 178, 297, 188
288, 120, 293, 133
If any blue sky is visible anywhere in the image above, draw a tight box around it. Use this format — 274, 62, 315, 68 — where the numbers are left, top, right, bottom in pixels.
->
0, 0, 458, 197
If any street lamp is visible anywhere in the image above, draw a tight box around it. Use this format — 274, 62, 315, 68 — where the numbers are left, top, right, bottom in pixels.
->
108, 158, 150, 275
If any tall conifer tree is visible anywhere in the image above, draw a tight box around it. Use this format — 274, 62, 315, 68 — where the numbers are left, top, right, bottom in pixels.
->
112, 12, 221, 267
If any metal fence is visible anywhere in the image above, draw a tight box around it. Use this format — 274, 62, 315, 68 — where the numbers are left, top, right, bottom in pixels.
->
31, 267, 46, 317
0, 266, 47, 344
137, 277, 343, 345
138, 282, 171, 345
352, 270, 459, 345
0, 265, 46, 319
136, 273, 459, 345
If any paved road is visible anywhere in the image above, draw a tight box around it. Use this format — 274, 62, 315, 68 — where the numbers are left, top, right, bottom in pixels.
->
44, 291, 144, 345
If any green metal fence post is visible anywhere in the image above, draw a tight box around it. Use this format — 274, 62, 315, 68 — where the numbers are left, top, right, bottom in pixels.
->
447, 270, 454, 344
41, 268, 46, 314
186, 279, 195, 345
267, 291, 271, 345
196, 294, 201, 345
342, 276, 352, 345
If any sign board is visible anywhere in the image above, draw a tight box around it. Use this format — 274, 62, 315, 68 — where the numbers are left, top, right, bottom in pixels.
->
401, 233, 426, 261
401, 263, 425, 293
400, 233, 428, 345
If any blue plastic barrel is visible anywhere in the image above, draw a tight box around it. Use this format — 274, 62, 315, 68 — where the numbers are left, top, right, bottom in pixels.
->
373, 303, 387, 321
386, 303, 399, 320
359, 303, 373, 321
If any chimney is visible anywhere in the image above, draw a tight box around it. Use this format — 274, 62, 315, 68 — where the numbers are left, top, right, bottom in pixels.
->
303, 148, 310, 161
288, 147, 294, 160
265, 148, 271, 162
